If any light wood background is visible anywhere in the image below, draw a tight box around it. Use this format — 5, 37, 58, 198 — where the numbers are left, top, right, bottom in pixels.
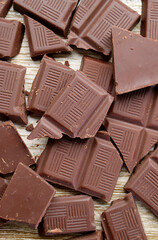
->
0, 0, 157, 239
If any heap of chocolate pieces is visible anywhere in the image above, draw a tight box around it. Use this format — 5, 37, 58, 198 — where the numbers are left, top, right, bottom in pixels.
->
0, 0, 157, 239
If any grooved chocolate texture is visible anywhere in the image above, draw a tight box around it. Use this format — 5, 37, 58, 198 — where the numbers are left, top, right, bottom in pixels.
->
0, 0, 12, 17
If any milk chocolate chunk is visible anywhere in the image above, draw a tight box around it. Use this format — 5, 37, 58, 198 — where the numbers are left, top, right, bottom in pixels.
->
0, 61, 27, 124
104, 86, 158, 172
112, 26, 158, 94
28, 71, 114, 140
40, 195, 96, 236
0, 0, 12, 17
0, 121, 34, 175
24, 15, 72, 59
13, 0, 78, 36
0, 177, 9, 227
125, 148, 158, 218
0, 163, 56, 229
70, 231, 103, 240
27, 55, 75, 115
67, 0, 140, 56
101, 193, 147, 240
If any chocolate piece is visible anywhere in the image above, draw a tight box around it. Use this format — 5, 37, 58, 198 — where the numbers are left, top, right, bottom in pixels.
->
40, 195, 96, 235
0, 121, 34, 175
65, 60, 70, 67
28, 71, 114, 140
0, 61, 27, 124
112, 26, 158, 94
125, 148, 158, 218
0, 163, 56, 229
27, 55, 75, 115
0, 0, 12, 17
104, 86, 158, 172
36, 131, 122, 201
101, 193, 147, 240
25, 123, 34, 132
24, 90, 30, 96
0, 177, 8, 227
67, 0, 140, 55
24, 15, 72, 59
13, 0, 78, 36
70, 231, 103, 240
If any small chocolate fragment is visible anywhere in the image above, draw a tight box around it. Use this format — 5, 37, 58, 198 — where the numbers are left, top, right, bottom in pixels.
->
25, 123, 34, 132
27, 55, 75, 115
24, 15, 72, 59
0, 177, 8, 227
40, 195, 96, 236
65, 60, 70, 67
125, 148, 158, 218
68, 0, 140, 55
0, 163, 56, 229
0, 0, 12, 17
112, 26, 158, 94
13, 0, 78, 36
101, 193, 147, 240
0, 121, 34, 175
70, 231, 103, 240
24, 90, 30, 96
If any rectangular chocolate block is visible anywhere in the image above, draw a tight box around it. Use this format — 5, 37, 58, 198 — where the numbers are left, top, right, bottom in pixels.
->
13, 0, 78, 36
0, 0, 12, 17
40, 195, 96, 236
36, 131, 122, 201
0, 61, 27, 124
27, 55, 75, 115
68, 0, 140, 55
125, 148, 158, 218
101, 193, 147, 240
70, 231, 103, 240
0, 163, 56, 229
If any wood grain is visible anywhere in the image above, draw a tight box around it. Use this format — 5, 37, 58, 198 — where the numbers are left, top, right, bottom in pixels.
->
0, 0, 157, 239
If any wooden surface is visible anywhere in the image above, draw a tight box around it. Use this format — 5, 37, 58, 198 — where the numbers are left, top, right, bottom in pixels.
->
0, 0, 157, 239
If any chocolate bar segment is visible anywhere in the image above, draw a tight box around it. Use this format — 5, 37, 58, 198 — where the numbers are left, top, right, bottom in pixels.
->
27, 55, 75, 115
101, 193, 147, 240
40, 195, 96, 235
0, 0, 12, 17
68, 0, 140, 55
28, 71, 114, 140
0, 163, 56, 229
125, 148, 158, 218
13, 0, 78, 36
0, 177, 9, 227
70, 231, 103, 240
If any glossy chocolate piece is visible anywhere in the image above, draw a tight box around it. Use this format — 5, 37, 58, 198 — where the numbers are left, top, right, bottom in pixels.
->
28, 71, 113, 140
101, 193, 147, 240
13, 0, 78, 36
0, 163, 56, 229
27, 55, 75, 115
24, 15, 72, 59
125, 148, 158, 217
68, 0, 140, 55
0, 177, 9, 227
0, 61, 27, 124
112, 26, 158, 94
0, 121, 34, 175
70, 231, 103, 240
0, 0, 12, 17
40, 195, 96, 236
104, 86, 158, 172
36, 131, 122, 201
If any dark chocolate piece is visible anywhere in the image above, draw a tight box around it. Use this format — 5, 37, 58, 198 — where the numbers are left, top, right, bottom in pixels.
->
101, 193, 147, 240
27, 55, 75, 115
125, 148, 158, 218
0, 0, 12, 17
112, 26, 158, 94
0, 163, 56, 229
67, 0, 140, 55
24, 15, 72, 59
36, 131, 122, 201
104, 86, 158, 172
13, 0, 78, 36
70, 231, 103, 240
0, 61, 27, 124
0, 177, 8, 227
40, 195, 96, 235
25, 123, 34, 132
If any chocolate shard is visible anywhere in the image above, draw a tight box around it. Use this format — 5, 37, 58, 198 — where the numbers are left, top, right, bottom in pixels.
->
112, 26, 158, 94
24, 15, 72, 59
0, 121, 34, 175
101, 193, 147, 240
27, 55, 75, 115
0, 177, 9, 227
67, 0, 140, 55
28, 71, 114, 140
13, 0, 78, 36
125, 148, 158, 218
40, 195, 96, 236
0, 163, 56, 229
0, 18, 24, 58
104, 86, 158, 172
70, 231, 103, 240
36, 131, 122, 201
0, 0, 12, 17
0, 61, 28, 124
